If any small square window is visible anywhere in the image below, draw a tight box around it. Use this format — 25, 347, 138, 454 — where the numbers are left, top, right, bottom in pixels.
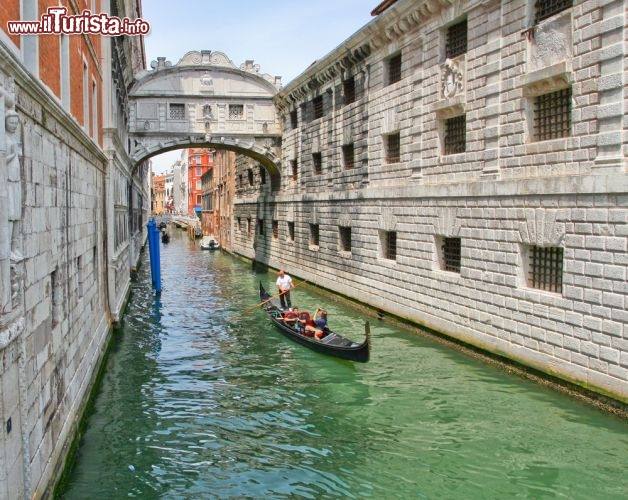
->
169, 103, 185, 120
381, 231, 397, 261
312, 152, 322, 174
535, 0, 572, 23
526, 245, 563, 293
313, 95, 324, 119
287, 221, 295, 242
309, 224, 319, 247
444, 115, 466, 155
343, 77, 356, 105
339, 226, 352, 252
387, 53, 402, 85
342, 144, 354, 169
272, 220, 279, 239
438, 236, 461, 273
229, 104, 244, 120
385, 133, 400, 163
533, 88, 571, 141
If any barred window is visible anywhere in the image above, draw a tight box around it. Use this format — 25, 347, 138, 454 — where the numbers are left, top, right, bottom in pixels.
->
339, 227, 352, 252
259, 166, 266, 185
446, 19, 467, 59
247, 218, 252, 238
441, 237, 461, 273
290, 109, 298, 129
387, 53, 402, 85
258, 219, 264, 236
381, 231, 397, 261
313, 95, 324, 119
527, 246, 563, 293
342, 144, 354, 169
287, 221, 295, 242
238, 174, 243, 188
229, 104, 244, 120
533, 88, 571, 141
386, 133, 400, 163
272, 220, 279, 239
310, 224, 319, 247
343, 77, 356, 105
312, 152, 322, 174
237, 218, 242, 232
444, 115, 466, 155
535, 0, 572, 23
169, 103, 185, 120
291, 159, 298, 181
248, 169, 254, 186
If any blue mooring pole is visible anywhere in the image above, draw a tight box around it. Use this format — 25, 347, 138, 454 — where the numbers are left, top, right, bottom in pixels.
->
146, 218, 162, 294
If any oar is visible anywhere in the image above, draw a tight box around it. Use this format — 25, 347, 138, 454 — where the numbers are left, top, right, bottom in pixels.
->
239, 280, 308, 317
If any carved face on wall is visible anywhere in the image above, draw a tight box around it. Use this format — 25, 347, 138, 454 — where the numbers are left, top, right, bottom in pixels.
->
5, 113, 18, 133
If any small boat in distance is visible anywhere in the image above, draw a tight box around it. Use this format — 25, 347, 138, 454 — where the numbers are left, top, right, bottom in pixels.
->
258, 282, 370, 362
161, 231, 170, 244
200, 237, 220, 250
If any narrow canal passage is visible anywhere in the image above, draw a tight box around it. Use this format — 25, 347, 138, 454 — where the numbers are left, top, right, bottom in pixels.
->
60, 231, 627, 499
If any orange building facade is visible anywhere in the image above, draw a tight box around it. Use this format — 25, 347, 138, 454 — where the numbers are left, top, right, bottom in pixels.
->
187, 148, 214, 217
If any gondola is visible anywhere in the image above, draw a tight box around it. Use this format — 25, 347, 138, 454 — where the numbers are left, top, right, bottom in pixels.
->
161, 231, 170, 244
258, 282, 370, 362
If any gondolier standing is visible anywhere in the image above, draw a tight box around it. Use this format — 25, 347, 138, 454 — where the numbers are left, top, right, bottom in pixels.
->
276, 269, 293, 310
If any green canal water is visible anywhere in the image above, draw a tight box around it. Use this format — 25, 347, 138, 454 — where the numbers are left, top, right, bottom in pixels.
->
60, 232, 627, 499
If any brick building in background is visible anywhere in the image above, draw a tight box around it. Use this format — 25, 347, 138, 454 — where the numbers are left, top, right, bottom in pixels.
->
186, 148, 214, 217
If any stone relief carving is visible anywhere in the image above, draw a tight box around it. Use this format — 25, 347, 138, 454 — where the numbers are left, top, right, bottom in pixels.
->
518, 209, 565, 247
442, 59, 464, 99
530, 18, 570, 70
1, 75, 23, 315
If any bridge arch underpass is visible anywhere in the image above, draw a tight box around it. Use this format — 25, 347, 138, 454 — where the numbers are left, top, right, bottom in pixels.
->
128, 50, 284, 190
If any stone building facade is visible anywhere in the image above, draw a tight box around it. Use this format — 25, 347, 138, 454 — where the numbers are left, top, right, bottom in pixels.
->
232, 0, 628, 402
0, 1, 149, 498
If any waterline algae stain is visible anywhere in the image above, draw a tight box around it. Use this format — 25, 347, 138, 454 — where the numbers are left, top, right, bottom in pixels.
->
59, 234, 627, 499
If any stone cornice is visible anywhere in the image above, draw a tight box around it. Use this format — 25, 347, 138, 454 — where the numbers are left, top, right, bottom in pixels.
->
278, 0, 456, 106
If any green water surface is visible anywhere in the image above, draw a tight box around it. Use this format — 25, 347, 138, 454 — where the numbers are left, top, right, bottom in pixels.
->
60, 233, 628, 499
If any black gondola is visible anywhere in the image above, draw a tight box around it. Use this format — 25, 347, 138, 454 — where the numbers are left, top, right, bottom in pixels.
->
161, 232, 170, 244
258, 282, 370, 362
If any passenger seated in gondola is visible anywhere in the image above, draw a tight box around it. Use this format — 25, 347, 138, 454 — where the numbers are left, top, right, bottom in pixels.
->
283, 307, 299, 328
305, 308, 328, 340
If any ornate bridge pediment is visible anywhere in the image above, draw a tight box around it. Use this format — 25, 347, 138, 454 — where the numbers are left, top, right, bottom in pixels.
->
128, 50, 283, 187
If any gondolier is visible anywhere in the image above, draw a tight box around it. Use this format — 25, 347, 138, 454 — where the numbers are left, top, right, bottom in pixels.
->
276, 269, 293, 310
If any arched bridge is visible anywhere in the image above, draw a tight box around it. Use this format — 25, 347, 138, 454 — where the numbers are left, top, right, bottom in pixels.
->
128, 50, 283, 187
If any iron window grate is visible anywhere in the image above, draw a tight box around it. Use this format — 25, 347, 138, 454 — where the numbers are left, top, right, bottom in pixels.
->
446, 20, 467, 59
272, 220, 278, 239
291, 160, 298, 181
258, 219, 264, 236
310, 224, 319, 246
313, 96, 324, 119
387, 53, 402, 85
442, 237, 461, 273
529, 246, 563, 293
384, 232, 397, 260
169, 103, 185, 120
339, 227, 352, 252
535, 0, 572, 23
534, 88, 571, 141
287, 222, 295, 241
342, 144, 354, 169
444, 115, 466, 155
229, 104, 244, 120
343, 77, 356, 105
313, 152, 322, 174
386, 133, 400, 163
290, 109, 298, 129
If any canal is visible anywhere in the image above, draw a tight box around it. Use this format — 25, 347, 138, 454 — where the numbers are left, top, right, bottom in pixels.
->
59, 231, 627, 499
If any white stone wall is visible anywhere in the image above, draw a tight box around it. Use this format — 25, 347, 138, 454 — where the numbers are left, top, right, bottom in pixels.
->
233, 0, 628, 402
